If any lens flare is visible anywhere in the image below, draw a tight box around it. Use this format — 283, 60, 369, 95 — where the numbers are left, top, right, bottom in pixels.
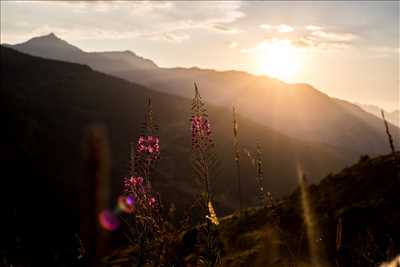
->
297, 163, 323, 266
118, 195, 135, 213
98, 209, 120, 231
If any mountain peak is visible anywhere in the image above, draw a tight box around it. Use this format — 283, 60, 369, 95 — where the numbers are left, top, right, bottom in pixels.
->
28, 32, 63, 43
44, 32, 59, 40
17, 33, 83, 54
9, 34, 159, 71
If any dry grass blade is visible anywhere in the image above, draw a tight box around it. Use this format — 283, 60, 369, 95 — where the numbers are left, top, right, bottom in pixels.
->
336, 217, 342, 252
381, 109, 400, 181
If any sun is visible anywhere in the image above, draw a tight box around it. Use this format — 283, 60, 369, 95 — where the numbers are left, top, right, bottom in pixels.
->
259, 40, 301, 82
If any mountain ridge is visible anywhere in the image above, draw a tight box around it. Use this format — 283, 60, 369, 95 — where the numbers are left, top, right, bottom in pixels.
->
355, 102, 399, 127
4, 33, 158, 72
6, 33, 400, 156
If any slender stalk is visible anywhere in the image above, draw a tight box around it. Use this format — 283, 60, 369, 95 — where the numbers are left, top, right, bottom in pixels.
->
256, 143, 267, 204
129, 141, 135, 176
336, 217, 343, 266
232, 106, 242, 211
243, 146, 267, 205
191, 82, 214, 207
381, 109, 400, 181
134, 97, 159, 186
144, 97, 156, 134
381, 110, 396, 154
190, 83, 221, 266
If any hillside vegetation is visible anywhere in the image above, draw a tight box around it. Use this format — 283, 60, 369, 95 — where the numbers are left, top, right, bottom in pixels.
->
105, 153, 400, 267
214, 153, 400, 266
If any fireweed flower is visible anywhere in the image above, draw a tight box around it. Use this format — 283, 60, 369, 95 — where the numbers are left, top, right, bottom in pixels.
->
191, 115, 212, 138
190, 84, 222, 266
191, 115, 213, 152
107, 97, 166, 265
123, 176, 144, 192
132, 176, 144, 185
148, 197, 156, 207
122, 174, 159, 214
190, 83, 217, 205
136, 135, 160, 160
135, 135, 160, 186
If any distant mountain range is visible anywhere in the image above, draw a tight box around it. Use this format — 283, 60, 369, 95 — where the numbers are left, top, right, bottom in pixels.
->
4, 33, 399, 157
355, 102, 399, 127
7, 33, 158, 72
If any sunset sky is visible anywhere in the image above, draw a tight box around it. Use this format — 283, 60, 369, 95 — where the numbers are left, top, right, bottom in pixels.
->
1, 1, 399, 110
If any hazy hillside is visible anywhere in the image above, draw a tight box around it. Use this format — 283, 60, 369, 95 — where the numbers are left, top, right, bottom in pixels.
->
7, 33, 399, 156
106, 153, 400, 267
213, 153, 400, 267
356, 102, 399, 127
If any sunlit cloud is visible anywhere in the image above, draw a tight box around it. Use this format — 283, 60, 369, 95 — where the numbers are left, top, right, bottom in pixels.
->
259, 24, 272, 30
240, 38, 291, 54
244, 32, 354, 56
1, 1, 245, 43
229, 41, 238, 48
305, 25, 323, 31
212, 24, 241, 34
293, 36, 352, 53
293, 27, 358, 53
310, 30, 358, 42
260, 24, 294, 33
367, 46, 400, 58
144, 31, 190, 43
3, 25, 141, 42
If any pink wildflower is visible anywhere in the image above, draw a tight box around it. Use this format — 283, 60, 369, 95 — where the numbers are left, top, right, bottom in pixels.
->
148, 197, 156, 207
191, 115, 211, 138
136, 135, 160, 155
123, 176, 144, 191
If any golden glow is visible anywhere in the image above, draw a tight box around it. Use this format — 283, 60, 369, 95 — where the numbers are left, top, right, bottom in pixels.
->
259, 40, 301, 82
